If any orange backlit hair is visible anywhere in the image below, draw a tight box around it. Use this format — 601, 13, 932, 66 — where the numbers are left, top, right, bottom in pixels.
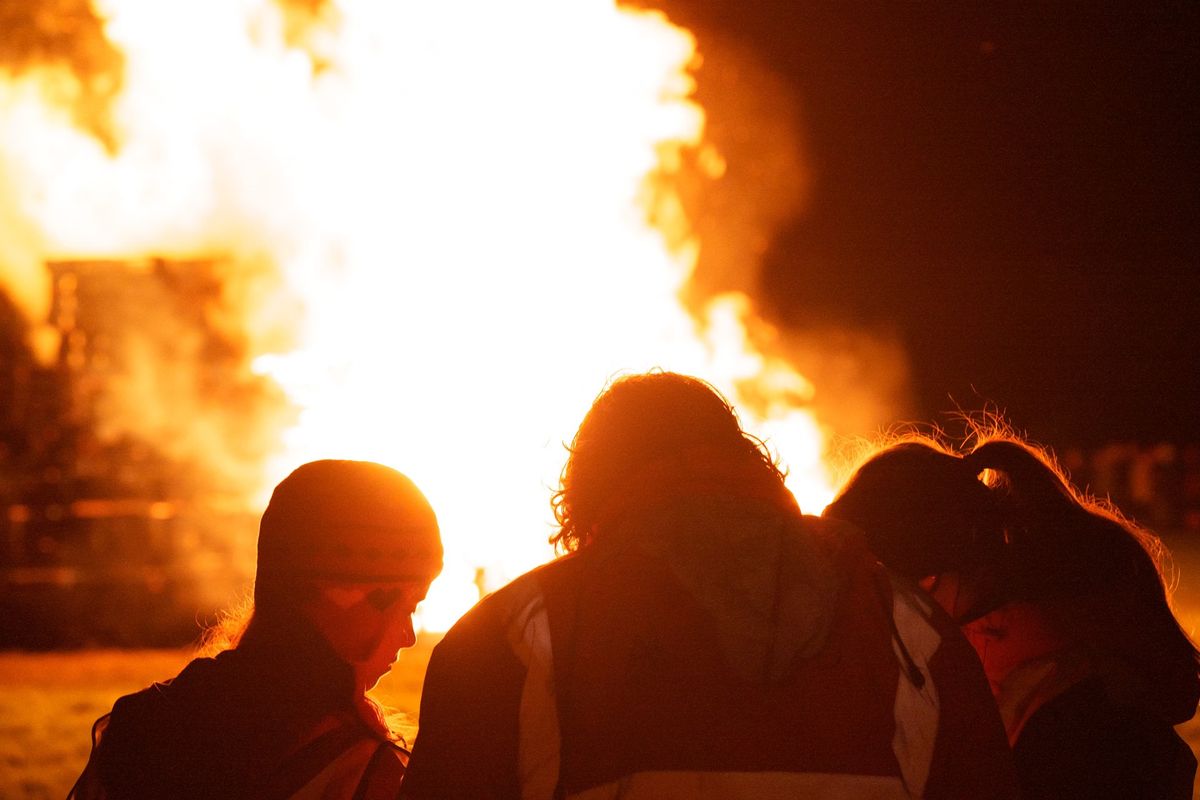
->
828, 425, 1200, 721
551, 371, 784, 553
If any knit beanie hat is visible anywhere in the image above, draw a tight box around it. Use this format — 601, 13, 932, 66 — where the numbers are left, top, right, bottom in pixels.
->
255, 460, 442, 585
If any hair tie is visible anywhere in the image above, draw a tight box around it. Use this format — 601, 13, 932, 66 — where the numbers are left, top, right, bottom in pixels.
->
961, 448, 991, 478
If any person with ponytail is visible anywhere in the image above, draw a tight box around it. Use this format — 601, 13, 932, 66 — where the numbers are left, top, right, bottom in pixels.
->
69, 460, 443, 800
825, 435, 1200, 798
401, 372, 1018, 799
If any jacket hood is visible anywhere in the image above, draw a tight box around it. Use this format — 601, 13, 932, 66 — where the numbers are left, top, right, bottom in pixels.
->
614, 495, 854, 684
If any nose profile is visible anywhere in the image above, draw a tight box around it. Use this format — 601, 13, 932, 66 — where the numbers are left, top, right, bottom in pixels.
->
398, 615, 417, 650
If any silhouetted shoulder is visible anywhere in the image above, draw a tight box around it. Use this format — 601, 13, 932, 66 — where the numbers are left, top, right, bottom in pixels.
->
1014, 678, 1195, 800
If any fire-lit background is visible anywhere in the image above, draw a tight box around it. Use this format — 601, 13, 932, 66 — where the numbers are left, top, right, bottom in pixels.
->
0, 0, 860, 644
3, 0, 1196, 641
1, 1, 1198, 793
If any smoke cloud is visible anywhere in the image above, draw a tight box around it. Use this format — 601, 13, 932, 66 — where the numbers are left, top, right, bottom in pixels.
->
655, 24, 914, 440
0, 0, 125, 150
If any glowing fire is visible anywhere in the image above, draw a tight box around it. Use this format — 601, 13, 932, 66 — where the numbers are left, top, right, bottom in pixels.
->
0, 0, 832, 630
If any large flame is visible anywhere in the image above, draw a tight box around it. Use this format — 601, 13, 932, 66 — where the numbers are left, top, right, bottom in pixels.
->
0, 0, 833, 630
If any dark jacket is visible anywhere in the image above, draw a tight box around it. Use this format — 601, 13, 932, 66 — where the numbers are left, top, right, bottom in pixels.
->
1015, 676, 1195, 799
401, 497, 1018, 799
68, 648, 406, 800
964, 598, 1200, 799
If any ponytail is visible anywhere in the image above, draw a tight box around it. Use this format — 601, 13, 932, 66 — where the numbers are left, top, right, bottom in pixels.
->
964, 439, 1075, 517
825, 439, 1007, 608
966, 435, 1200, 722
961, 440, 1082, 600
965, 437, 1158, 601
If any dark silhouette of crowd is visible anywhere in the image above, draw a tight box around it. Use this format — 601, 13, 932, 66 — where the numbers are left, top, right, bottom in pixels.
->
69, 372, 1199, 799
1060, 442, 1200, 534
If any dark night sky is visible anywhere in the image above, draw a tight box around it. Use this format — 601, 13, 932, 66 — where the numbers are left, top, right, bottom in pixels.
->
652, 1, 1200, 446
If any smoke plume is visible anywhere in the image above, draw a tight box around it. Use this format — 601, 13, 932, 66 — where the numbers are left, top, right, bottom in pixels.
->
653, 22, 915, 440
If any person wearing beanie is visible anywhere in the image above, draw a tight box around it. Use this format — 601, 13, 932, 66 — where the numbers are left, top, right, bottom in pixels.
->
69, 460, 443, 800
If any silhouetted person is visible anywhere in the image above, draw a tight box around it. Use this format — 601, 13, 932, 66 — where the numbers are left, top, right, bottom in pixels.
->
826, 436, 1200, 799
69, 460, 443, 799
401, 372, 1017, 799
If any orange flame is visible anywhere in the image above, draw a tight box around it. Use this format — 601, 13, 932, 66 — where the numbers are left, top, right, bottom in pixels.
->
0, 0, 834, 630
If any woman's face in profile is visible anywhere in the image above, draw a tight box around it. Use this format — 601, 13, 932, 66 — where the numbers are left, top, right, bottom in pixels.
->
353, 580, 433, 692
304, 578, 434, 692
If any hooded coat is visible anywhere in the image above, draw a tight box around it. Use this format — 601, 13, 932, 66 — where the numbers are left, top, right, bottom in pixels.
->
400, 495, 1018, 799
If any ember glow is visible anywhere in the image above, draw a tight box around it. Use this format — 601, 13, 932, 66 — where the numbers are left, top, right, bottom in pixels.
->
0, 0, 833, 630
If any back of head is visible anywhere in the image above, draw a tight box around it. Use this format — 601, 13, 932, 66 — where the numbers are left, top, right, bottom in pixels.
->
552, 372, 788, 551
825, 440, 1005, 580
553, 372, 846, 687
963, 438, 1170, 605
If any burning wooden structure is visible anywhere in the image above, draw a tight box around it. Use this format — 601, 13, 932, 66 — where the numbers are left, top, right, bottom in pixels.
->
1, 259, 258, 647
